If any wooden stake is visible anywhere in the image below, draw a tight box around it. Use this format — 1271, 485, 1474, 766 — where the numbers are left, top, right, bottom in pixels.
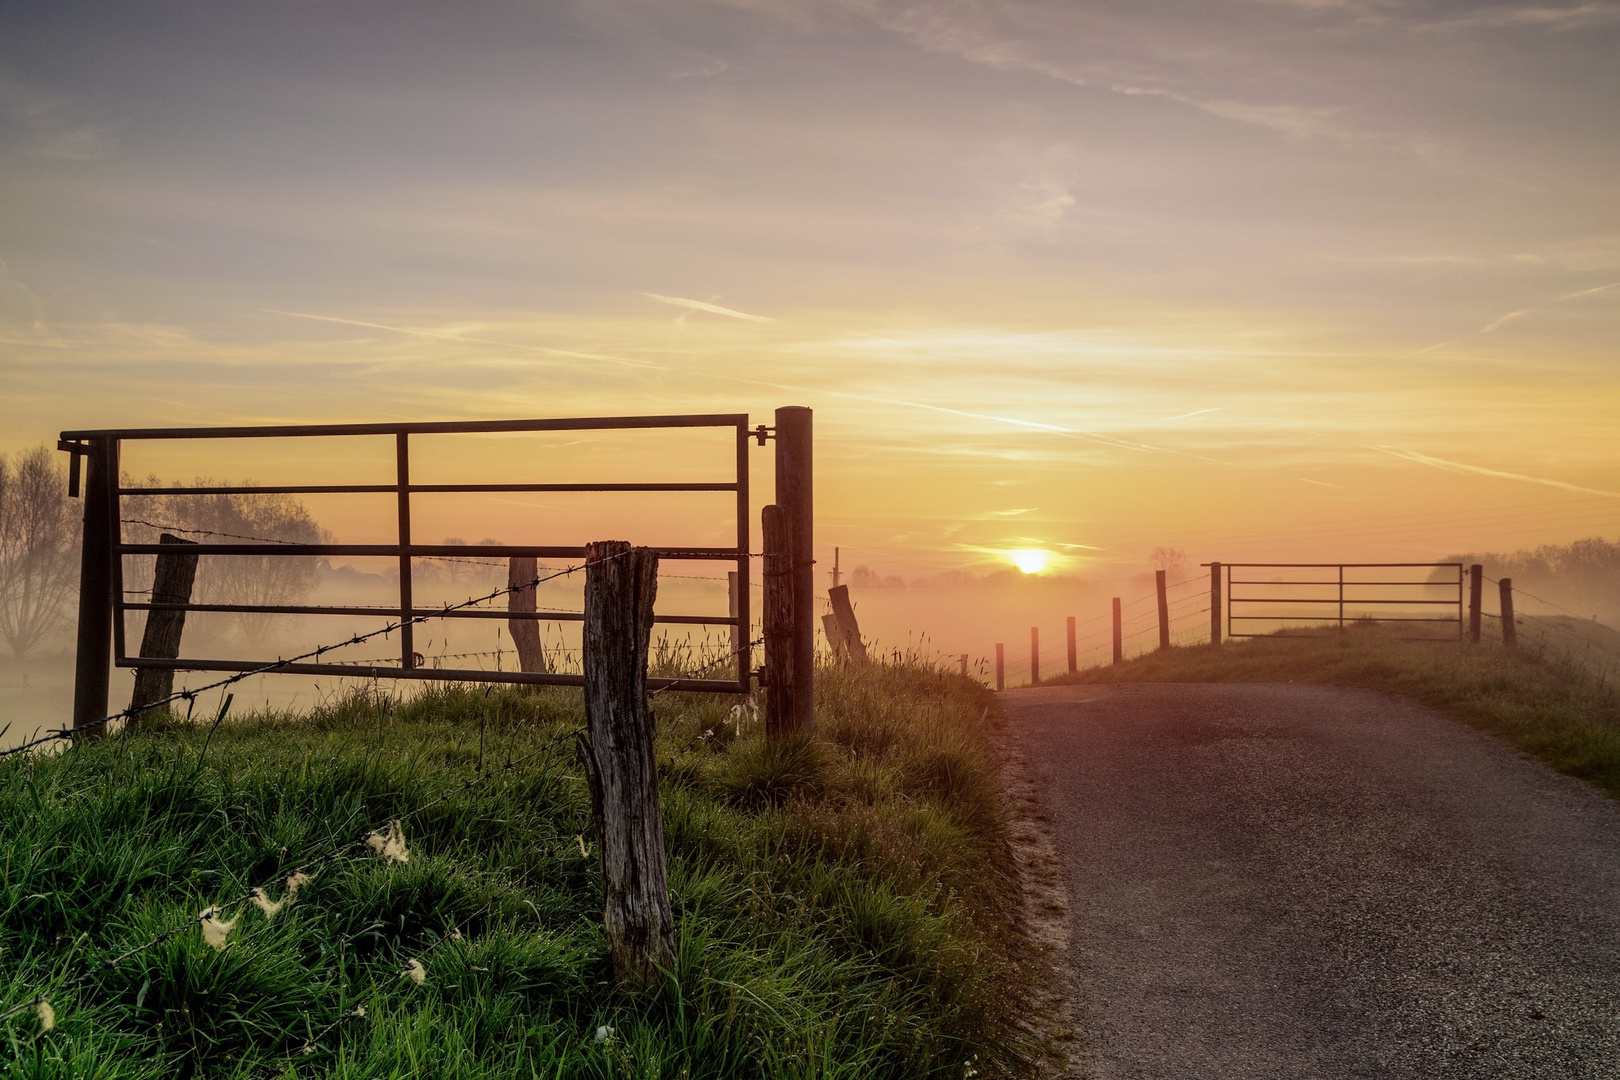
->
959, 653, 968, 677
1156, 570, 1170, 651
995, 643, 1005, 691
822, 613, 846, 662
827, 584, 868, 663
1469, 564, 1483, 644
582, 540, 674, 988
762, 504, 799, 736
1112, 597, 1123, 665
1066, 616, 1077, 674
1500, 577, 1517, 649
507, 556, 549, 674
1030, 626, 1040, 685
129, 533, 200, 726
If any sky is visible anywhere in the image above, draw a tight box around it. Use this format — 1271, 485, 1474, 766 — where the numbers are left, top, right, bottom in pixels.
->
3, 0, 1619, 583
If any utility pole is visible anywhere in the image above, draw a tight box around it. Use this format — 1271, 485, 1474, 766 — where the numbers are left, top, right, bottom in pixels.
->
830, 546, 841, 589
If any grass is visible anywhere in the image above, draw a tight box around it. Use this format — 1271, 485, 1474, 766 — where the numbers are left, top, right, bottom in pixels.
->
1046, 621, 1620, 798
0, 662, 1025, 1078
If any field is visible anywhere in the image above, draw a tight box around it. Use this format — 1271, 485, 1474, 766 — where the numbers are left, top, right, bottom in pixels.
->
0, 663, 1029, 1079
1048, 621, 1620, 799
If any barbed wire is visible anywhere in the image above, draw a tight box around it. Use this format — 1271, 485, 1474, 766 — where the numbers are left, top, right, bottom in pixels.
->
0, 557, 623, 761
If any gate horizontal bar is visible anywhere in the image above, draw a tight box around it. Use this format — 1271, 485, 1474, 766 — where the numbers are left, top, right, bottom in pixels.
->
117, 543, 742, 559
65, 414, 749, 441
1228, 597, 1460, 605
121, 482, 739, 496
117, 656, 742, 693
124, 601, 734, 625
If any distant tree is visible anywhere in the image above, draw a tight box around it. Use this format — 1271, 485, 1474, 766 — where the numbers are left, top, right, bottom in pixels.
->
0, 446, 80, 657
1149, 546, 1193, 583
121, 480, 330, 650
851, 565, 881, 587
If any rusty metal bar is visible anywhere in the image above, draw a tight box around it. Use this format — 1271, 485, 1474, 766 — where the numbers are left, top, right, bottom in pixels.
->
64, 413, 750, 440
116, 543, 743, 558
118, 656, 739, 692
735, 419, 751, 692
120, 482, 740, 496
125, 601, 736, 625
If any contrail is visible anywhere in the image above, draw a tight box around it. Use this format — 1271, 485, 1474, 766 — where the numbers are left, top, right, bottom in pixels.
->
1161, 407, 1225, 422
1404, 280, 1620, 356
261, 309, 663, 369
640, 293, 775, 322
1371, 445, 1620, 499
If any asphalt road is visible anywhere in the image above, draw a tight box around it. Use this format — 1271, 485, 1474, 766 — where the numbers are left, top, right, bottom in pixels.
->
1001, 682, 1620, 1079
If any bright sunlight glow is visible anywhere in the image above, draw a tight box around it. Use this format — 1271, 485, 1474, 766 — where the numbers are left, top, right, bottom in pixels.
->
1006, 549, 1052, 574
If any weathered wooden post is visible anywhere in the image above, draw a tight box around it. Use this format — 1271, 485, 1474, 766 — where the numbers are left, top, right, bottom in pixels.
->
1112, 597, 1123, 665
1468, 564, 1483, 644
1030, 626, 1040, 685
507, 556, 549, 673
995, 643, 1005, 691
762, 505, 797, 736
827, 584, 868, 663
1156, 570, 1170, 651
774, 406, 815, 733
1066, 616, 1077, 674
129, 534, 199, 725
1500, 577, 1517, 649
581, 540, 674, 988
821, 614, 845, 662
959, 653, 968, 677
1210, 562, 1223, 646
71, 436, 116, 737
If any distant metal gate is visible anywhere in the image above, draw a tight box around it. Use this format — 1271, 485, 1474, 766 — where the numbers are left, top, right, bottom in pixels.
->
1222, 563, 1464, 640
59, 414, 760, 727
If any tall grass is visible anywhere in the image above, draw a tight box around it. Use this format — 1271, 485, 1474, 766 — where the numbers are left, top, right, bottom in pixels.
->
1049, 623, 1620, 798
0, 662, 1023, 1078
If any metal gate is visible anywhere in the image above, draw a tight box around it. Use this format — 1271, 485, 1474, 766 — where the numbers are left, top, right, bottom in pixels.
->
59, 414, 761, 726
1222, 562, 1465, 640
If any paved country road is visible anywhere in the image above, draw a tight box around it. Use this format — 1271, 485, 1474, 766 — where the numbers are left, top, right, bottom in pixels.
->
1001, 683, 1620, 1079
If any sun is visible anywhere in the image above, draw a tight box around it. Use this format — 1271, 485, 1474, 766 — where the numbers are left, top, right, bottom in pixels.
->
1006, 549, 1052, 574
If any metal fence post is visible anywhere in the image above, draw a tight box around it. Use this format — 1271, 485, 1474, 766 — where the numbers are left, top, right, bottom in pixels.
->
1469, 564, 1483, 643
71, 436, 116, 736
1500, 577, 1517, 649
774, 406, 814, 733
1066, 615, 1077, 673
995, 643, 1005, 691
1156, 570, 1170, 650
1210, 562, 1223, 645
1112, 597, 1123, 664
1030, 626, 1040, 685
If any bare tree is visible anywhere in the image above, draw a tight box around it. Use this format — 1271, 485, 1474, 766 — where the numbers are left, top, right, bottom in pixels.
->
0, 446, 80, 657
1149, 546, 1193, 583
121, 481, 329, 649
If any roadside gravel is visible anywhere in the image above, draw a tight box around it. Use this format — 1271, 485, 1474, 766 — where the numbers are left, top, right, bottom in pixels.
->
1001, 682, 1620, 1079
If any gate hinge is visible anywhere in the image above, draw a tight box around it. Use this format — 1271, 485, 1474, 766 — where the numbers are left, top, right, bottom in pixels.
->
56, 439, 89, 498
752, 425, 775, 446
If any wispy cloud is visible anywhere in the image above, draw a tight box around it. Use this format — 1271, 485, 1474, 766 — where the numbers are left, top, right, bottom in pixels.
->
1479, 281, 1620, 333
1161, 407, 1225, 422
640, 293, 775, 322
262, 310, 663, 368
1373, 446, 1620, 498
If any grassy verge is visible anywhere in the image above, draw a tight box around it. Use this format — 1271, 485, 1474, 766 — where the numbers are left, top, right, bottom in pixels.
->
1046, 623, 1620, 798
0, 663, 1025, 1078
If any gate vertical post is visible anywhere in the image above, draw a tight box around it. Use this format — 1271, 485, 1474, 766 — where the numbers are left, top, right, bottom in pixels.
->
773, 406, 814, 733
1338, 565, 1345, 630
1210, 562, 1223, 646
1500, 578, 1517, 649
1468, 564, 1483, 643
1156, 570, 1170, 651
1112, 597, 1123, 664
395, 433, 416, 668
72, 436, 116, 736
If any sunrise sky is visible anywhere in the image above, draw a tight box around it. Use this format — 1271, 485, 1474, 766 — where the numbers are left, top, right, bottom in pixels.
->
4, 0, 1618, 578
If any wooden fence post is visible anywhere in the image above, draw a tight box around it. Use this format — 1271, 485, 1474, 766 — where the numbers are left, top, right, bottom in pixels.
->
1500, 577, 1517, 649
1030, 627, 1040, 685
1469, 564, 1483, 643
959, 653, 968, 677
129, 534, 200, 725
1112, 597, 1123, 665
762, 504, 799, 737
581, 540, 674, 988
1156, 570, 1170, 651
1066, 616, 1077, 674
822, 614, 845, 662
995, 643, 1005, 691
1210, 562, 1223, 646
827, 584, 868, 663
72, 436, 116, 737
774, 406, 815, 734
507, 556, 549, 673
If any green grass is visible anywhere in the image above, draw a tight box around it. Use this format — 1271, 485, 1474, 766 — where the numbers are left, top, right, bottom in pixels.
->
0, 664, 1025, 1078
1046, 622, 1620, 798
